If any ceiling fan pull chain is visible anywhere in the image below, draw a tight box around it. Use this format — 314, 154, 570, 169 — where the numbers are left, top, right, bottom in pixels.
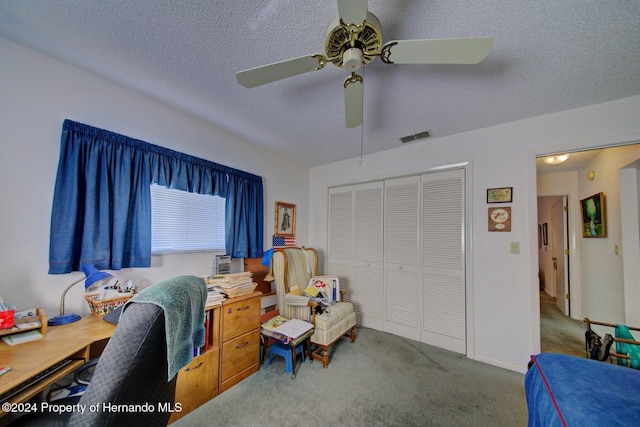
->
359, 67, 365, 166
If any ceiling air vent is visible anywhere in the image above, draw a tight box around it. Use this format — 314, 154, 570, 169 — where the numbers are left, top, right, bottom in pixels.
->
400, 130, 432, 143
400, 135, 417, 143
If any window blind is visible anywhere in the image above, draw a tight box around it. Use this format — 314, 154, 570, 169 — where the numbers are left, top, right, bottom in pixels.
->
151, 184, 225, 252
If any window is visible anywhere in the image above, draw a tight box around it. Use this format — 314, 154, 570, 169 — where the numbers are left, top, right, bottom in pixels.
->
151, 184, 226, 253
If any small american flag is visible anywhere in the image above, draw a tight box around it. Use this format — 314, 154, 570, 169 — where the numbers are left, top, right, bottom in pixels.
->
273, 235, 296, 247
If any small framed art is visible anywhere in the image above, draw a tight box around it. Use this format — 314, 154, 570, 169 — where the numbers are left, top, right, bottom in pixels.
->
580, 192, 606, 238
488, 207, 511, 232
274, 201, 296, 237
487, 187, 513, 203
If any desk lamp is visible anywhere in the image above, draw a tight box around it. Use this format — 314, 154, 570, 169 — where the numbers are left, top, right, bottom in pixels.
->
48, 264, 112, 326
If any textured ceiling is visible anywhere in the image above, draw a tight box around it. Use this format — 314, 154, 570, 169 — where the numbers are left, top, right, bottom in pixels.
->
1, 1, 639, 167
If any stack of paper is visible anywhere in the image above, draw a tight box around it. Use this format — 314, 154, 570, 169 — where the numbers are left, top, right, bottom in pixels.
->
273, 318, 313, 339
1, 329, 43, 346
206, 287, 226, 306
206, 272, 253, 289
207, 272, 255, 297
262, 316, 313, 344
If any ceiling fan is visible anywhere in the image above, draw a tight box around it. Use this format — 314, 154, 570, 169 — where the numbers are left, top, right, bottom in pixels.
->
236, 0, 493, 128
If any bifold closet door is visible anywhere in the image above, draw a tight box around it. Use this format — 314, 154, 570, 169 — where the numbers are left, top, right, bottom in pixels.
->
421, 169, 466, 354
328, 169, 467, 354
328, 183, 384, 329
353, 182, 383, 329
328, 186, 354, 310
383, 176, 420, 341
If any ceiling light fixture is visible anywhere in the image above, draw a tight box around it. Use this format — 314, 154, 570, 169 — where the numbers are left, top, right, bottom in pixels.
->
543, 154, 569, 165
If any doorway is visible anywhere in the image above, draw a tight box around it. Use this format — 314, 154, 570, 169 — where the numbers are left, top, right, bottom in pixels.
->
537, 195, 569, 316
536, 143, 640, 357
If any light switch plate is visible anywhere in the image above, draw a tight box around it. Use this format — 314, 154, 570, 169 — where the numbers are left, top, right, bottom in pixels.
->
510, 242, 520, 254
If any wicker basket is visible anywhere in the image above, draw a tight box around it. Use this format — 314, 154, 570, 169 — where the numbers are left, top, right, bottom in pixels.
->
222, 283, 257, 298
85, 293, 134, 317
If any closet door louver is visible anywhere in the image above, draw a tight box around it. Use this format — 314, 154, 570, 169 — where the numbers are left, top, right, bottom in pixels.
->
328, 187, 355, 312
328, 187, 354, 263
384, 176, 420, 340
421, 169, 466, 354
353, 182, 384, 329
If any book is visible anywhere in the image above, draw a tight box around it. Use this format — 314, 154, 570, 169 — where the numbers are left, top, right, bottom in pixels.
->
303, 285, 319, 298
261, 315, 290, 332
1, 329, 43, 346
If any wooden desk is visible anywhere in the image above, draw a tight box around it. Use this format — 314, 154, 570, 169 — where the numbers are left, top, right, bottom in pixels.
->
0, 295, 261, 423
0, 315, 115, 416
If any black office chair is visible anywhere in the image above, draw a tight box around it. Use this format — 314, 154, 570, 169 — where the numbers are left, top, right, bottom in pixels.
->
14, 303, 175, 427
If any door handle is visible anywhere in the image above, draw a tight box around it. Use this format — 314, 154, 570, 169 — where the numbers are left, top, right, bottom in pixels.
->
184, 361, 204, 371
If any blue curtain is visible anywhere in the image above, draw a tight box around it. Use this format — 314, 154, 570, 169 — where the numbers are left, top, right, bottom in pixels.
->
49, 119, 263, 274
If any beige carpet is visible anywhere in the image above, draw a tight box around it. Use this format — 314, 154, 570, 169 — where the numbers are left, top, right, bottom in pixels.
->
540, 291, 585, 358
173, 326, 528, 426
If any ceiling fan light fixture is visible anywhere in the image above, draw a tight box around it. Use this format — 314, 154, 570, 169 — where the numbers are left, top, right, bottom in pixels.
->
236, 1, 493, 129
325, 13, 382, 69
343, 48, 363, 72
543, 154, 569, 165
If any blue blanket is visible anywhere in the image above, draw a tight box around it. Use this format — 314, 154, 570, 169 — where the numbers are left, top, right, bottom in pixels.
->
124, 275, 207, 380
525, 353, 640, 426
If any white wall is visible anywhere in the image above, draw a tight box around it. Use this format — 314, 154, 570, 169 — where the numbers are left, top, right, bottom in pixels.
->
574, 146, 640, 324
0, 38, 309, 317
309, 95, 640, 372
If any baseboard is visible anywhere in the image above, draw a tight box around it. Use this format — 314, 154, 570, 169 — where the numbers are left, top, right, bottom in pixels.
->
470, 354, 528, 374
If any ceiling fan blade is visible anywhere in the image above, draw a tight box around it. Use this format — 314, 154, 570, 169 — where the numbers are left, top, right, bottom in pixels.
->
236, 54, 325, 88
337, 0, 368, 24
380, 37, 493, 65
344, 73, 363, 128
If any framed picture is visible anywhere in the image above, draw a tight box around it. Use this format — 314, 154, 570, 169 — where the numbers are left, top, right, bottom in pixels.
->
274, 201, 296, 237
488, 207, 511, 232
538, 224, 542, 248
487, 187, 513, 203
580, 192, 606, 238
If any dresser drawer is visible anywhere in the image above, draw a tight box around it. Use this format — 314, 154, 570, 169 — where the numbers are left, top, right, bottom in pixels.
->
220, 329, 260, 382
222, 296, 260, 341
170, 349, 219, 423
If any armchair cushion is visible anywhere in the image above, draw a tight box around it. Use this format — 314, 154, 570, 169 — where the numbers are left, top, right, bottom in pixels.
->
314, 302, 355, 331
311, 303, 357, 347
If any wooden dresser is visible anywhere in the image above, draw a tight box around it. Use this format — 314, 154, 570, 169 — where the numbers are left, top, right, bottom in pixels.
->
169, 291, 261, 423
219, 291, 261, 393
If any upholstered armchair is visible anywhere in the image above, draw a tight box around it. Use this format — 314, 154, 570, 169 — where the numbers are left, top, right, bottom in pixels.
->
272, 247, 356, 368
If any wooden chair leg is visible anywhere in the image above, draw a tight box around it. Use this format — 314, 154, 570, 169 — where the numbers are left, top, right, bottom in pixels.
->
347, 326, 356, 343
320, 346, 329, 368
311, 345, 330, 368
